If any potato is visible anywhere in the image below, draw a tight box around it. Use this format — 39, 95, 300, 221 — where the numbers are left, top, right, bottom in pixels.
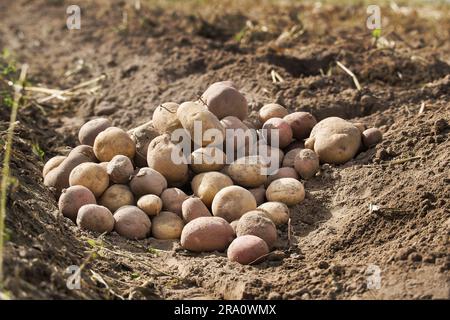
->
191, 172, 233, 207
258, 144, 284, 171
266, 167, 299, 187
227, 235, 269, 265
44, 145, 96, 193
259, 103, 288, 123
284, 140, 304, 153
177, 101, 225, 147
220, 116, 252, 152
130, 167, 167, 197
78, 118, 112, 146
211, 186, 257, 222
128, 120, 159, 167
294, 149, 319, 179
258, 202, 290, 226
362, 128, 383, 148
230, 220, 239, 234
306, 117, 361, 164
152, 102, 182, 134
69, 162, 109, 197
227, 156, 268, 188
248, 186, 266, 206
160, 188, 188, 216
201, 82, 248, 120
99, 162, 109, 171
182, 197, 211, 223
151, 211, 184, 239
137, 194, 162, 217
282, 148, 301, 167
99, 184, 134, 212
146, 134, 189, 187
107, 155, 134, 184
266, 178, 305, 206
236, 211, 277, 248
180, 216, 234, 252
76, 204, 115, 233
114, 205, 151, 239
283, 112, 317, 140
58, 185, 96, 222
262, 118, 293, 149
190, 147, 226, 173
42, 155, 67, 178
94, 127, 136, 162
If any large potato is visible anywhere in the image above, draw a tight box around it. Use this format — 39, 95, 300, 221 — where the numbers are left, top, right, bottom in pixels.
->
129, 167, 167, 197
151, 211, 184, 239
137, 194, 162, 217
94, 127, 136, 162
211, 186, 257, 222
69, 162, 109, 197
190, 147, 226, 173
306, 117, 361, 164
114, 205, 151, 240
181, 197, 211, 223
58, 185, 96, 222
78, 118, 112, 146
99, 184, 134, 212
191, 172, 233, 207
180, 216, 234, 252
266, 167, 299, 187
294, 149, 319, 179
42, 155, 67, 178
236, 211, 277, 248
152, 102, 182, 134
128, 120, 159, 167
283, 112, 317, 140
262, 117, 293, 149
107, 155, 134, 184
266, 178, 305, 206
282, 148, 301, 167
227, 235, 269, 265
258, 202, 290, 226
77, 204, 115, 233
160, 188, 188, 216
259, 103, 288, 123
201, 82, 248, 120
227, 156, 268, 188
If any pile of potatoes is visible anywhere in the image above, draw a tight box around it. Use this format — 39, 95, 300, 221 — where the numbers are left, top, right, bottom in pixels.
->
42, 80, 382, 265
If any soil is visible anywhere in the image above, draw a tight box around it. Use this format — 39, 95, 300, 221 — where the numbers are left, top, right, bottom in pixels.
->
0, 0, 449, 300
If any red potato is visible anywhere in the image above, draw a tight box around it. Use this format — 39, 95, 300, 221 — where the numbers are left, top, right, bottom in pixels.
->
262, 118, 293, 149
78, 118, 112, 146
114, 206, 151, 240
76, 204, 115, 233
160, 188, 188, 216
69, 162, 110, 197
283, 112, 317, 140
266, 167, 299, 187
201, 82, 248, 120
58, 185, 97, 222
236, 211, 277, 248
227, 235, 269, 265
129, 167, 167, 197
42, 155, 67, 178
182, 197, 211, 223
259, 103, 289, 124
294, 149, 319, 179
107, 155, 134, 184
93, 127, 136, 162
362, 128, 383, 148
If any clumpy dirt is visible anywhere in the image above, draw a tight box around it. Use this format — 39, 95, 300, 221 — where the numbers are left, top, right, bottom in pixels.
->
0, 0, 449, 299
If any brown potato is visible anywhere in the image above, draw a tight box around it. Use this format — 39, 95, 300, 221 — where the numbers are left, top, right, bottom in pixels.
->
128, 120, 159, 167
191, 172, 233, 207
99, 184, 134, 212
114, 205, 151, 239
78, 118, 112, 146
248, 186, 266, 206
227, 156, 268, 188
258, 202, 290, 226
283, 112, 317, 140
362, 128, 383, 148
236, 211, 277, 248
151, 211, 185, 239
152, 102, 182, 134
227, 235, 269, 265
77, 204, 115, 233
107, 155, 134, 184
181, 216, 234, 252
42, 155, 67, 178
259, 103, 289, 123
137, 194, 162, 217
69, 162, 109, 197
94, 127, 136, 162
294, 149, 319, 179
211, 186, 257, 222
190, 147, 226, 173
181, 197, 211, 223
58, 185, 96, 222
160, 188, 188, 216
201, 82, 248, 120
262, 117, 293, 149
129, 167, 167, 197
99, 162, 109, 171
266, 178, 305, 206
266, 167, 299, 187
282, 148, 301, 167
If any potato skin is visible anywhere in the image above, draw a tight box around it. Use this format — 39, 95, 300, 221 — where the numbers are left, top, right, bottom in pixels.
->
76, 204, 115, 233
151, 211, 184, 239
160, 188, 188, 216
362, 128, 383, 148
129, 167, 167, 197
220, 116, 251, 152
283, 112, 317, 140
282, 148, 301, 167
236, 211, 277, 248
191, 172, 233, 207
128, 121, 159, 167
201, 82, 248, 120
114, 205, 151, 240
78, 118, 112, 146
258, 202, 290, 226
43, 155, 67, 178
58, 185, 97, 222
182, 197, 211, 223
69, 162, 109, 197
94, 127, 136, 162
107, 155, 134, 184
266, 167, 299, 187
211, 186, 257, 222
262, 118, 293, 149
294, 149, 319, 179
248, 186, 266, 206
227, 235, 269, 265
266, 178, 305, 206
99, 184, 134, 212
259, 103, 289, 124
137, 194, 162, 217
152, 102, 182, 134
227, 156, 268, 188
190, 147, 226, 173
181, 216, 234, 252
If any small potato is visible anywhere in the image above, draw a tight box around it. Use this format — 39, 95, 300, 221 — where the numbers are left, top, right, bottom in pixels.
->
236, 211, 277, 248
282, 148, 301, 167
266, 178, 305, 206
259, 103, 289, 123
227, 235, 269, 265
128, 121, 159, 167
227, 156, 268, 188
191, 172, 233, 207
137, 194, 162, 217
262, 118, 293, 149
152, 102, 182, 134
182, 197, 211, 223
114, 205, 151, 239
94, 127, 136, 162
130, 167, 167, 197
77, 204, 115, 233
181, 216, 234, 252
107, 155, 134, 184
283, 112, 317, 140
78, 118, 112, 146
248, 186, 266, 206
258, 202, 290, 226
211, 186, 257, 222
190, 147, 226, 173
201, 82, 248, 120
151, 211, 185, 239
99, 184, 134, 212
294, 149, 319, 179
42, 155, 67, 178
362, 128, 383, 148
266, 167, 299, 187
58, 185, 96, 222
160, 188, 188, 216
69, 162, 109, 197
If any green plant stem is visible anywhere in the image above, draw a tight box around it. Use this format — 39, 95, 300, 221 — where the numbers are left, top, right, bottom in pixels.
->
0, 64, 28, 289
